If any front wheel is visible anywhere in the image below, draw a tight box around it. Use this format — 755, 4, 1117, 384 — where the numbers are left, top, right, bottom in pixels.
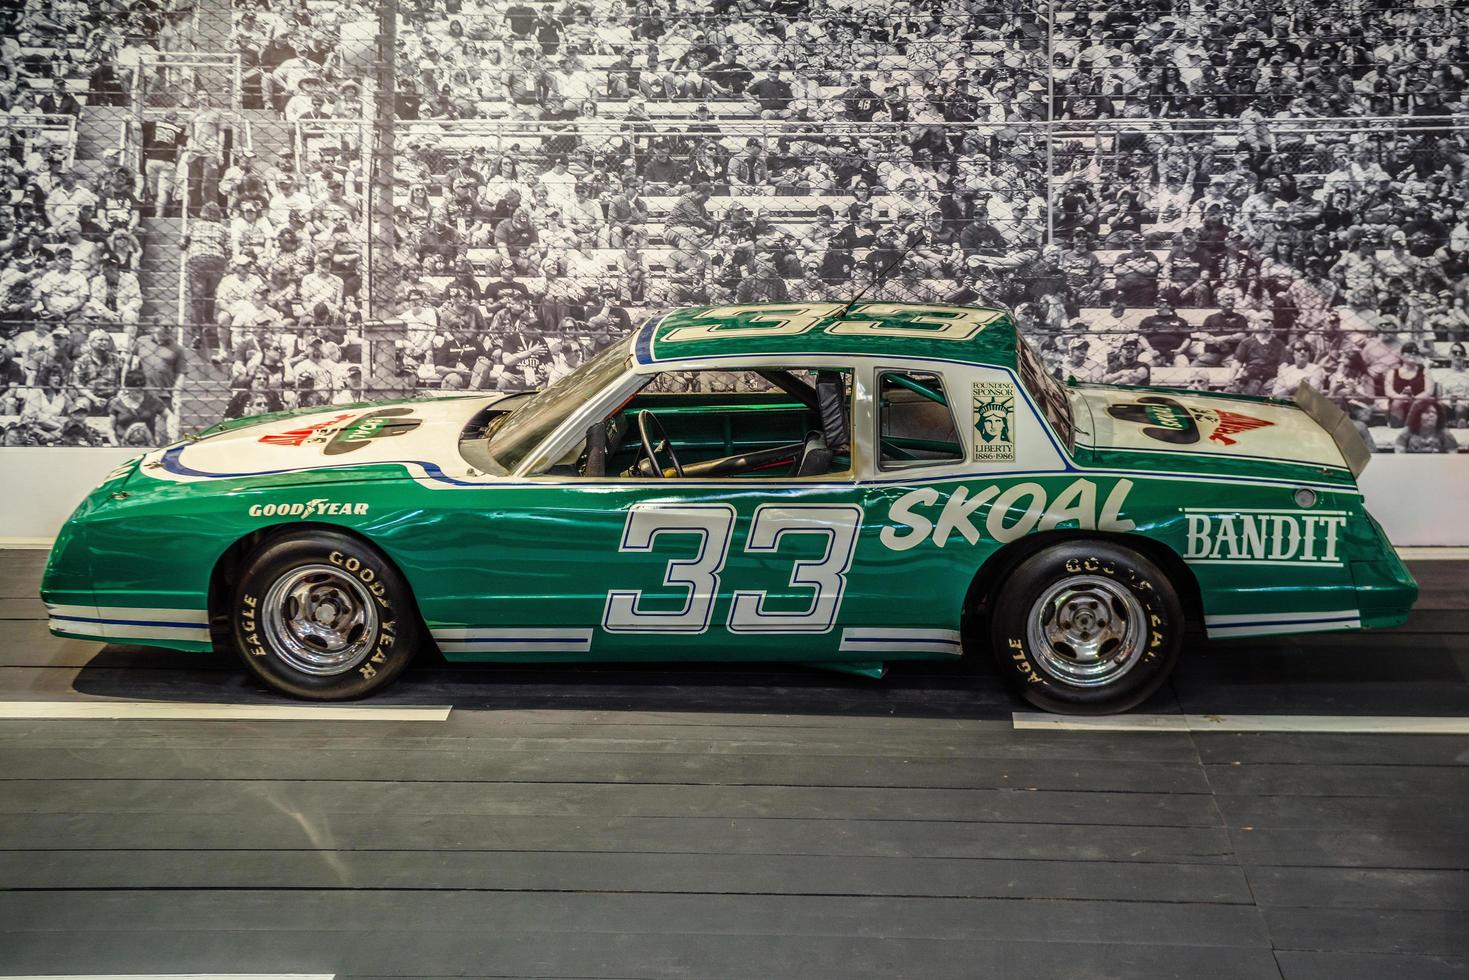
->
231, 530, 420, 700
989, 541, 1183, 714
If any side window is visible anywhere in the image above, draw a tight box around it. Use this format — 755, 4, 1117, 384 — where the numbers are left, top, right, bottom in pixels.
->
561, 367, 854, 480
877, 371, 964, 469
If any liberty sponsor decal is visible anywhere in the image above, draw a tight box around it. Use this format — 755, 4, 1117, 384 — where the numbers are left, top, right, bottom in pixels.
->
1182, 508, 1348, 566
259, 413, 356, 447
880, 478, 1135, 552
973, 382, 1016, 462
1106, 396, 1273, 447
248, 499, 369, 518
324, 407, 423, 455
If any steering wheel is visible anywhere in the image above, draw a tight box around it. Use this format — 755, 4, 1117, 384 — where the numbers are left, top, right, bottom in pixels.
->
636, 410, 684, 478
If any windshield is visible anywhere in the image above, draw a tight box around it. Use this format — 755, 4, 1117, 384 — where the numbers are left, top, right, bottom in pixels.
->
477, 338, 633, 475
1016, 336, 1076, 450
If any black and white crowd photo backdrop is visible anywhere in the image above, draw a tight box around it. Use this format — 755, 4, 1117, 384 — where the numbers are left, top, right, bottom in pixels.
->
3, 0, 1469, 456
2, 3, 1469, 979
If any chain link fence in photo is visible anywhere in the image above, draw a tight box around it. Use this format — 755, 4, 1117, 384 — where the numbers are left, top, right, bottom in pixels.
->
2, 0, 1467, 455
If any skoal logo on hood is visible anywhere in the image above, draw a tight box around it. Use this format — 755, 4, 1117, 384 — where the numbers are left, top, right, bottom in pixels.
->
1105, 396, 1273, 447
257, 408, 423, 453
324, 407, 423, 455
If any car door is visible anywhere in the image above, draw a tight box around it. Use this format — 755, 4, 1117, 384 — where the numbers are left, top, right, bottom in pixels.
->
427, 361, 872, 666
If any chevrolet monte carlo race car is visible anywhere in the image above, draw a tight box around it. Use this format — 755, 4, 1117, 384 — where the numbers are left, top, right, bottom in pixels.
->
42, 302, 1417, 713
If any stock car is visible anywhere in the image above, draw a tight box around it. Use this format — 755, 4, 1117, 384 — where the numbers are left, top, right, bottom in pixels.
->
41, 302, 1417, 713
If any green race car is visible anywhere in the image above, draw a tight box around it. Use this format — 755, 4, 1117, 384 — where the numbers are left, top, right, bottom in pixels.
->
41, 302, 1417, 713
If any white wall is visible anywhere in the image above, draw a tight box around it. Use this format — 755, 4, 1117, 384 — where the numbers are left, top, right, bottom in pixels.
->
0, 447, 1464, 547
0, 448, 139, 547
1356, 455, 1469, 546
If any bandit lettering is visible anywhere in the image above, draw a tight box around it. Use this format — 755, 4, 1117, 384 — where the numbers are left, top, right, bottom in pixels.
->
1183, 510, 1348, 565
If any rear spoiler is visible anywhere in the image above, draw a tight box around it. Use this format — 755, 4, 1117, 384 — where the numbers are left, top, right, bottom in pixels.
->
1294, 382, 1372, 478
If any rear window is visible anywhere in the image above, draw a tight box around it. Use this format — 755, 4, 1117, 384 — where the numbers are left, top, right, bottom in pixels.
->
877, 371, 964, 469
1017, 337, 1075, 449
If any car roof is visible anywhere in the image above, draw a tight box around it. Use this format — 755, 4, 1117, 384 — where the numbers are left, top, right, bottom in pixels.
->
632, 302, 1019, 370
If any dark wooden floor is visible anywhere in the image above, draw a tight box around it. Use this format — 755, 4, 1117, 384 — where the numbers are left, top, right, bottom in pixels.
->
0, 550, 1466, 979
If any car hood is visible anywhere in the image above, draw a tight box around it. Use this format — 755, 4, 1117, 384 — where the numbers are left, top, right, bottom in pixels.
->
1069, 384, 1355, 474
141, 394, 515, 486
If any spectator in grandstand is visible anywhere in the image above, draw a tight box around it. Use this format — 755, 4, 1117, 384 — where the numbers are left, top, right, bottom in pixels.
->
92, 164, 141, 239
84, 260, 142, 336
72, 329, 121, 411
1192, 290, 1250, 366
1138, 298, 1192, 367
300, 251, 345, 318
266, 174, 313, 228
1102, 336, 1150, 386
181, 202, 231, 349
1395, 399, 1460, 454
0, 349, 21, 418
139, 109, 188, 217
1228, 313, 1288, 396
1112, 235, 1161, 307
221, 150, 271, 213
34, 248, 91, 321
1273, 340, 1329, 396
184, 88, 228, 214
1059, 335, 1105, 382
1161, 227, 1213, 307
230, 198, 275, 264
1384, 342, 1435, 427
5, 362, 68, 446
38, 77, 82, 119
56, 221, 98, 274
212, 254, 266, 356
493, 207, 540, 273
290, 338, 338, 407
45, 169, 96, 230
746, 67, 794, 119
1436, 342, 1469, 427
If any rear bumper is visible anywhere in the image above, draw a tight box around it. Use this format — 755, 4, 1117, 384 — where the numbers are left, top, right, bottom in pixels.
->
1348, 510, 1418, 630
1350, 555, 1418, 630
1202, 509, 1416, 640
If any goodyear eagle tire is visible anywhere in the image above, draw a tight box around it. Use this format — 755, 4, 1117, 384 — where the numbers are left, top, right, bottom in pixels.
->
232, 530, 419, 700
990, 541, 1182, 714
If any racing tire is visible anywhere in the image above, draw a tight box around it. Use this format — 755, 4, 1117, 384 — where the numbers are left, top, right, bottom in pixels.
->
231, 530, 420, 700
989, 541, 1182, 715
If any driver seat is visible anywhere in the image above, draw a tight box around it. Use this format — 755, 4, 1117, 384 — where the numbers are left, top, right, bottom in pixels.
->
792, 430, 833, 477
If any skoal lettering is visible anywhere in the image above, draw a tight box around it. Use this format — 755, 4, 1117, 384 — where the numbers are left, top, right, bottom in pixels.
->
880, 479, 1135, 552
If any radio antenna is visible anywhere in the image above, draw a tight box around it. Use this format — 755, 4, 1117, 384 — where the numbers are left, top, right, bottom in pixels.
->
838, 228, 925, 318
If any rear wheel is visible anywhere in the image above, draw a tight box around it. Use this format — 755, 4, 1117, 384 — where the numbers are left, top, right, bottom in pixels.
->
231, 530, 419, 700
989, 541, 1182, 714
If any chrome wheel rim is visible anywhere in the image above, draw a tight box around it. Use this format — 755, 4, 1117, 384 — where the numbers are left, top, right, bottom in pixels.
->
260, 564, 379, 676
1025, 575, 1146, 688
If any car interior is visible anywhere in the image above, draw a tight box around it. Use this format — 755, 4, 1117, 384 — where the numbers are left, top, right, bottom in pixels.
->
875, 371, 965, 469
563, 368, 854, 479
557, 367, 968, 480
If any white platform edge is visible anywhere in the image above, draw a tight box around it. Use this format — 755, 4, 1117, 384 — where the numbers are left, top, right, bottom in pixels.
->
1013, 712, 1469, 734
0, 701, 452, 721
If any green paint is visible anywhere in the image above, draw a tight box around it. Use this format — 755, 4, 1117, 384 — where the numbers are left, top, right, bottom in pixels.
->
41, 303, 1415, 666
